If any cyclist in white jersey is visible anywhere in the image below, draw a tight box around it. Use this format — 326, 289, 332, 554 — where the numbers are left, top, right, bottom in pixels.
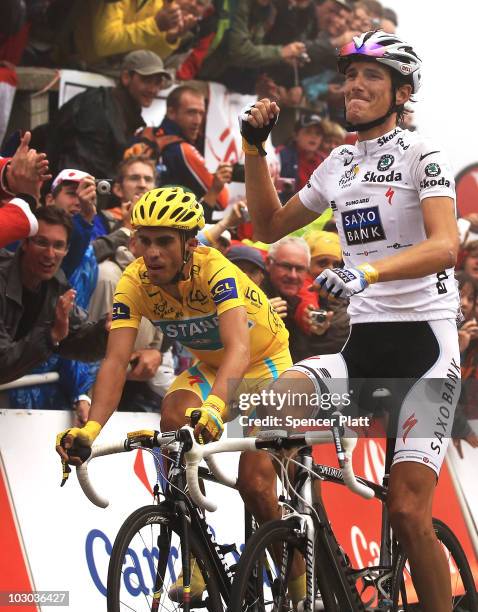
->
239, 31, 460, 612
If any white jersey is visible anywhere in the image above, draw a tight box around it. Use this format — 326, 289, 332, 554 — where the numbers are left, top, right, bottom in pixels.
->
298, 127, 459, 323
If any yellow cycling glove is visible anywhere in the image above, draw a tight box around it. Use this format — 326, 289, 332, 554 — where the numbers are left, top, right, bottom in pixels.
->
56, 420, 102, 486
185, 395, 226, 442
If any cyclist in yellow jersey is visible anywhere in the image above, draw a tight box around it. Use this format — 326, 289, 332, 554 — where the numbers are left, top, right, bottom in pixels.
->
56, 187, 292, 571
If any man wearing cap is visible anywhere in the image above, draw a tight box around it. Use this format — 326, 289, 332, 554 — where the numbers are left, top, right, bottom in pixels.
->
276, 112, 325, 202
46, 50, 172, 179
227, 244, 266, 287
46, 169, 132, 289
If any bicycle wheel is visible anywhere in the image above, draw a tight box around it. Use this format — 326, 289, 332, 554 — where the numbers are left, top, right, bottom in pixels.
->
391, 518, 478, 611
107, 505, 223, 612
229, 517, 356, 612
229, 518, 305, 612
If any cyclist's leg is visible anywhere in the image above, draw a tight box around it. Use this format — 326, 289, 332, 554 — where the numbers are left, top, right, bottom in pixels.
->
388, 463, 451, 612
235, 350, 295, 523
386, 319, 460, 612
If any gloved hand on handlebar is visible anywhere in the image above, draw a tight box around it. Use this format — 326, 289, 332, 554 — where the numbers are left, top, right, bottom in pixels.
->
238, 99, 279, 157
185, 395, 226, 443
55, 420, 102, 486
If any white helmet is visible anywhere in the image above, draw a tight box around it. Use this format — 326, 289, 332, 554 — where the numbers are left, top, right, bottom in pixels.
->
338, 30, 421, 94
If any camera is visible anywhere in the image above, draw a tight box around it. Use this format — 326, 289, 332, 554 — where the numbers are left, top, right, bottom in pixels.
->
95, 178, 113, 195
231, 163, 245, 183
298, 52, 311, 66
309, 309, 328, 324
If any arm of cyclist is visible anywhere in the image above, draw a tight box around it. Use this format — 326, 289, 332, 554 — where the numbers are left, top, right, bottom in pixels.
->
241, 99, 320, 242
315, 197, 459, 298
55, 326, 138, 465
186, 306, 250, 443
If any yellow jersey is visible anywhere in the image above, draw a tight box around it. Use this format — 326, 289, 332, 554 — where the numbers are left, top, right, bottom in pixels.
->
111, 246, 289, 369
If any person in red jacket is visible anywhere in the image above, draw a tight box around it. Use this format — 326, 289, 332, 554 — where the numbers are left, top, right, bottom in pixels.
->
0, 131, 51, 247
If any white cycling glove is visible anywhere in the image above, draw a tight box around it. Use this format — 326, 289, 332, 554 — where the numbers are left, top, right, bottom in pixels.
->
316, 264, 379, 299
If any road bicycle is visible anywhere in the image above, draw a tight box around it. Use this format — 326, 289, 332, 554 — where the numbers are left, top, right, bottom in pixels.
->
227, 428, 478, 612
76, 422, 378, 611
77, 427, 256, 611
77, 425, 477, 611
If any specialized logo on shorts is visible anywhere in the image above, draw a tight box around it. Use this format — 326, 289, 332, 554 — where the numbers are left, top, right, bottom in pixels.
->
402, 413, 418, 443
210, 277, 239, 304
341, 206, 386, 245
112, 301, 130, 321
425, 162, 441, 177
377, 154, 394, 171
339, 163, 360, 188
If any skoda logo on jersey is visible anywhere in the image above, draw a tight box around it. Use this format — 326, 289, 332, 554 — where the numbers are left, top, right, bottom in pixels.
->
425, 163, 441, 177
377, 128, 399, 147
377, 154, 394, 172
362, 170, 402, 183
341, 206, 386, 245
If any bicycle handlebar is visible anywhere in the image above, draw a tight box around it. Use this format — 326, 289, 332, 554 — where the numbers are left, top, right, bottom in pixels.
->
76, 426, 374, 510
76, 440, 129, 508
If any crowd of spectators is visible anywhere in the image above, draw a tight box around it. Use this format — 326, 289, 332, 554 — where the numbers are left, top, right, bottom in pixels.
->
0, 0, 477, 456
2, 0, 397, 120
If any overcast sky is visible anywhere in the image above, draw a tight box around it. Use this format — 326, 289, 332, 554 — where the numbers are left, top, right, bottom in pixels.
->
163, 3, 477, 174
385, 0, 478, 173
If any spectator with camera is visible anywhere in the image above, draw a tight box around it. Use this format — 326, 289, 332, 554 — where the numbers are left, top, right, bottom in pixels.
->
46, 50, 172, 179
261, 236, 320, 361
46, 169, 132, 307
125, 85, 232, 223
197, 0, 306, 95
0, 206, 108, 385
304, 230, 350, 354
262, 0, 352, 107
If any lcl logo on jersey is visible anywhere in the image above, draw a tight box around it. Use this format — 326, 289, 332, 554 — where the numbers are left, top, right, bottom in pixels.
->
377, 154, 394, 171
211, 277, 239, 304
341, 206, 386, 245
112, 301, 130, 321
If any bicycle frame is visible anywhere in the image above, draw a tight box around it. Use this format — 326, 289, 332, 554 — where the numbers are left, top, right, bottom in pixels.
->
153, 445, 246, 608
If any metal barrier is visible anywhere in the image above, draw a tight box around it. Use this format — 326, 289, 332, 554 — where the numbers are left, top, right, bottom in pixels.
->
0, 372, 59, 392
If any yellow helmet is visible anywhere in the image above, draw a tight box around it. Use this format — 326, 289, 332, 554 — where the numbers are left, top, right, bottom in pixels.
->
131, 186, 205, 231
